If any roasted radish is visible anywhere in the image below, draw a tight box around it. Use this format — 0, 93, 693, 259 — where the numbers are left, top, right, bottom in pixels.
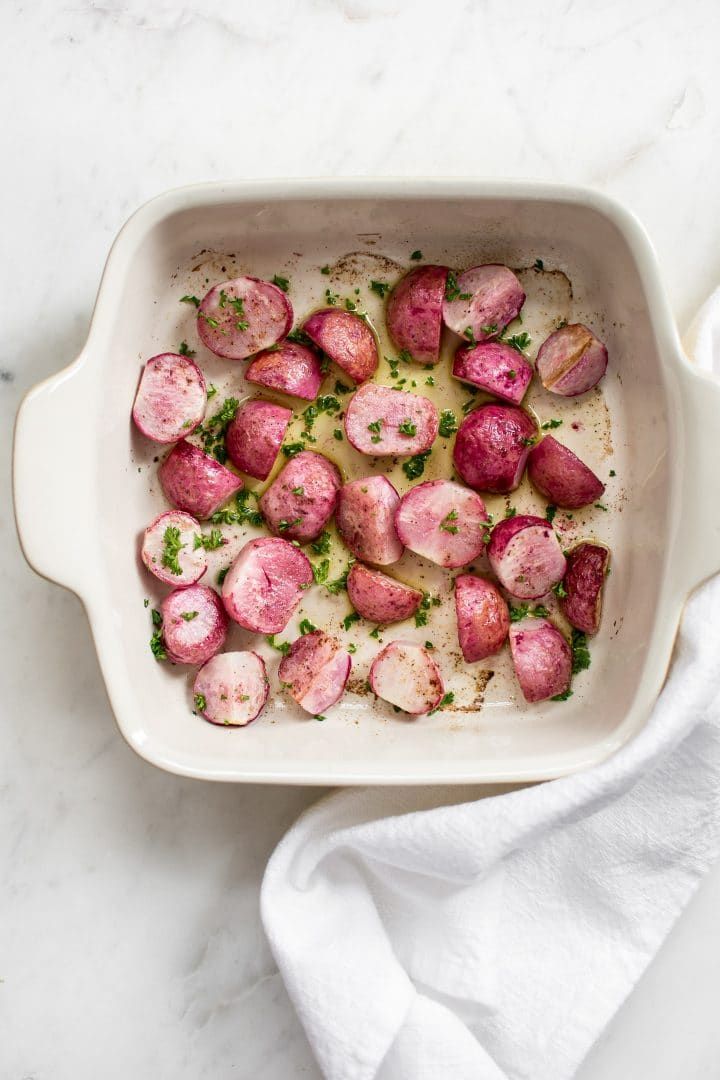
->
453, 341, 533, 405
302, 308, 379, 383
245, 341, 323, 401
527, 436, 605, 509
442, 264, 525, 342
278, 630, 351, 715
222, 537, 313, 634
453, 403, 537, 494
395, 479, 489, 568
369, 641, 444, 715
344, 383, 438, 456
487, 514, 566, 599
141, 510, 207, 586
158, 440, 243, 520
454, 575, 510, 662
132, 353, 206, 443
536, 323, 608, 396
386, 265, 449, 364
225, 399, 292, 481
336, 475, 403, 565
197, 276, 292, 360
346, 563, 423, 624
259, 450, 341, 543
509, 617, 572, 703
160, 584, 227, 665
560, 542, 610, 635
193, 651, 269, 727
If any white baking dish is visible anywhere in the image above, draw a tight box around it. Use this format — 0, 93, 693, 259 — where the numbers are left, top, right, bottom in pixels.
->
13, 179, 720, 784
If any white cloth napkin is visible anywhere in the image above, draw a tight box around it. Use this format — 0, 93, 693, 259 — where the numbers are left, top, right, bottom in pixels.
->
261, 293, 720, 1080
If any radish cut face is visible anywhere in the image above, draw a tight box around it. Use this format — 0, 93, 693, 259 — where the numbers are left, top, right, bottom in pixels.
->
488, 514, 567, 600
527, 436, 605, 509
197, 276, 293, 360
454, 575, 510, 662
193, 651, 269, 727
259, 451, 341, 543
386, 265, 449, 364
161, 584, 228, 665
158, 440, 243, 520
453, 404, 537, 494
302, 308, 379, 383
369, 641, 444, 715
346, 564, 423, 624
509, 617, 572, 703
394, 479, 489, 568
141, 510, 207, 587
278, 630, 352, 715
453, 342, 533, 405
222, 537, 313, 634
442, 264, 525, 342
536, 323, 608, 397
560, 542, 610, 635
132, 353, 206, 443
336, 475, 403, 566
344, 383, 439, 456
246, 341, 323, 401
225, 400, 292, 481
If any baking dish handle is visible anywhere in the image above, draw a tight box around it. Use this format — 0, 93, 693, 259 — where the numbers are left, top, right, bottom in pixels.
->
13, 356, 95, 596
676, 361, 720, 591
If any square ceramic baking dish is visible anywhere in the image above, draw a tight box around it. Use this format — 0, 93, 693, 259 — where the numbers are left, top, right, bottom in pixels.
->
13, 179, 720, 784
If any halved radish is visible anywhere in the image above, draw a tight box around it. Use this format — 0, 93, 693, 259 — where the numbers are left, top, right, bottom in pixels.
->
509, 617, 572, 703
336, 476, 403, 565
560, 542, 610, 635
488, 514, 566, 599
302, 309, 379, 383
346, 563, 423, 624
395, 479, 489, 568
160, 584, 227, 665
344, 384, 438, 456
193, 651, 269, 727
259, 450, 341, 543
453, 342, 533, 405
132, 353, 206, 444
158, 440, 243, 520
527, 436, 605, 509
222, 537, 313, 634
246, 341, 323, 401
386, 265, 449, 364
141, 510, 207, 586
442, 264, 525, 342
536, 323, 608, 396
278, 630, 351, 715
369, 641, 444, 715
197, 276, 292, 360
453, 403, 537, 494
225, 400, 292, 481
454, 575, 510, 662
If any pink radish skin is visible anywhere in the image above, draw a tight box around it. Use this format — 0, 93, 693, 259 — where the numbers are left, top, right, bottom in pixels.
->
560, 542, 610, 635
528, 436, 605, 509
386, 265, 449, 364
278, 630, 352, 715
488, 514, 566, 600
536, 323, 608, 397
246, 341, 323, 401
161, 584, 228, 666
225, 400, 292, 481
509, 617, 572, 703
302, 309, 379, 384
141, 510, 207, 587
453, 342, 533, 405
222, 537, 313, 634
442, 264, 525, 342
344, 384, 439, 456
369, 641, 444, 716
453, 403, 537, 494
197, 277, 292, 360
259, 451, 341, 543
454, 575, 510, 662
132, 353, 206, 444
336, 476, 403, 566
395, 480, 489, 568
346, 563, 423, 624
159, 440, 243, 520
193, 651, 269, 727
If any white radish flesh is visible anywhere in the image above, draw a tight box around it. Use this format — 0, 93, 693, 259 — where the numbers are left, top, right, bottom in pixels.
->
141, 510, 207, 587
536, 323, 608, 397
278, 630, 352, 715
197, 276, 293, 360
132, 353, 206, 443
394, 479, 489, 568
453, 341, 533, 405
509, 617, 572, 703
302, 308, 379, 383
488, 514, 567, 600
369, 641, 444, 715
442, 264, 525, 342
344, 383, 438, 456
221, 537, 313, 634
336, 475, 403, 566
161, 584, 228, 665
193, 651, 269, 727
158, 440, 243, 520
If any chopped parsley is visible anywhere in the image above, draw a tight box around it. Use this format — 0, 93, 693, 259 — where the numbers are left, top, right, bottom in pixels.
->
272, 274, 290, 292
310, 530, 331, 555
347, 643, 357, 654
438, 409, 458, 438
545, 505, 557, 524
287, 328, 311, 345
194, 693, 206, 712
551, 688, 573, 702
200, 313, 220, 329
321, 265, 331, 275
595, 502, 608, 512
312, 558, 330, 584
325, 564, 353, 595
291, 486, 305, 496
181, 611, 199, 621
193, 529, 225, 551
317, 394, 341, 416
410, 250, 423, 261
206, 384, 218, 399
415, 592, 440, 627
507, 369, 517, 380
505, 506, 517, 518
266, 635, 291, 655
210, 490, 263, 528
278, 518, 303, 531
542, 418, 563, 430
198, 396, 239, 462
439, 509, 459, 534
367, 419, 383, 444
429, 692, 454, 715
343, 611, 361, 631
161, 526, 185, 576
403, 450, 431, 480
609, 469, 616, 477
425, 376, 435, 386
481, 323, 498, 336
398, 418, 417, 437
509, 604, 530, 622
299, 618, 317, 636
521, 436, 537, 447
445, 271, 472, 302
425, 641, 434, 649
369, 627, 381, 640
333, 428, 343, 441
180, 294, 200, 307
335, 380, 351, 395
344, 298, 358, 312
325, 288, 339, 306
552, 580, 568, 599
178, 341, 195, 357
370, 280, 391, 298
534, 258, 544, 271
571, 629, 591, 674
282, 442, 305, 458
149, 611, 166, 661
505, 332, 532, 354
217, 566, 229, 585
463, 326, 477, 345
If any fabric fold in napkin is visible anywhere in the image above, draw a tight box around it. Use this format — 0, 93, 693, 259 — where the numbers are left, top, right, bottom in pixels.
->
261, 293, 720, 1080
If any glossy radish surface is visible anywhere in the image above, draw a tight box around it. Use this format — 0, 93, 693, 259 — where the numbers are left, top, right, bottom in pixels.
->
259, 450, 341, 543
560, 542, 610, 635
132, 353, 206, 443
453, 403, 537, 494
225, 399, 291, 481
336, 475, 403, 565
453, 341, 533, 405
395, 479, 489, 568
303, 308, 378, 383
222, 537, 313, 634
161, 584, 228, 665
158, 440, 243, 520
509, 617, 572, 703
245, 341, 323, 401
193, 651, 269, 727
536, 323, 608, 396
346, 563, 423, 624
386, 265, 449, 364
369, 641, 444, 715
442, 264, 525, 342
528, 436, 605, 509
197, 276, 292, 360
488, 514, 566, 599
344, 383, 438, 456
278, 630, 351, 715
141, 510, 207, 587
454, 575, 510, 662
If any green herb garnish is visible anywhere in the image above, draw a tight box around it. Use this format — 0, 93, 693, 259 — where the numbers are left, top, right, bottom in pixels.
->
429, 692, 455, 715
194, 693, 206, 711
545, 505, 557, 524
161, 526, 185, 576
272, 275, 290, 292
551, 688, 573, 701
410, 250, 423, 261
312, 559, 330, 584
181, 611, 199, 621
310, 530, 331, 555
178, 341, 195, 357
299, 618, 317, 636
445, 271, 472, 302
370, 280, 391, 298
282, 442, 305, 458
571, 629, 591, 674
266, 635, 291, 655
398, 418, 417, 436
343, 611, 361, 631
438, 409, 458, 438
439, 509, 459, 534
542, 418, 562, 430
180, 295, 200, 307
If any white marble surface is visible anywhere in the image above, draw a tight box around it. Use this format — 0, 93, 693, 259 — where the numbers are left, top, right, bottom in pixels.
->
3, 0, 720, 1076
